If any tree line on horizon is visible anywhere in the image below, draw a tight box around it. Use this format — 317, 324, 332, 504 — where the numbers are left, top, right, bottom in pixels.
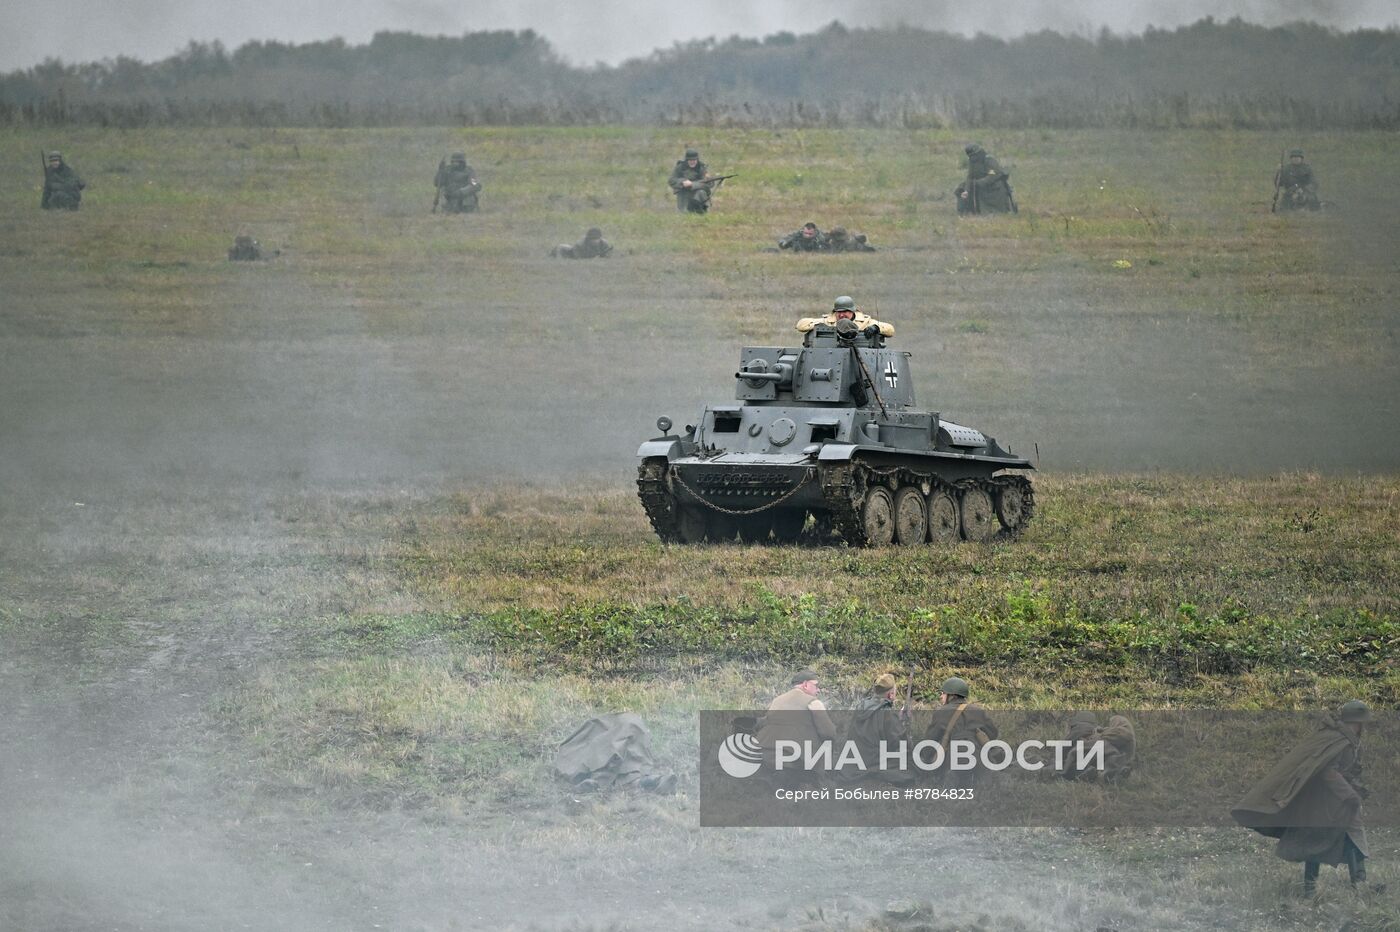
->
3, 18, 1398, 129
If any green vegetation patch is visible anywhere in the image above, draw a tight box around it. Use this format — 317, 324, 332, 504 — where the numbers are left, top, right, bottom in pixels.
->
405, 475, 1399, 681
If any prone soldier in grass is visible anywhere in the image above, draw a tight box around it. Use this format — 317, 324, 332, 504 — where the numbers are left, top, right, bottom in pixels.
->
552, 227, 613, 259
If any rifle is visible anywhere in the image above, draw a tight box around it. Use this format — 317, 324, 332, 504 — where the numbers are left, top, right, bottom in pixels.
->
900, 665, 916, 719
432, 157, 444, 214
700, 173, 738, 188
848, 342, 889, 418
1270, 148, 1284, 213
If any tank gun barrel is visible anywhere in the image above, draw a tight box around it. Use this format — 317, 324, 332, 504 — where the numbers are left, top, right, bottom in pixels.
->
735, 370, 783, 382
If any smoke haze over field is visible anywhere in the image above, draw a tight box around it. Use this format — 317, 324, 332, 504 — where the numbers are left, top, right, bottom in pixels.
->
3, 0, 1397, 70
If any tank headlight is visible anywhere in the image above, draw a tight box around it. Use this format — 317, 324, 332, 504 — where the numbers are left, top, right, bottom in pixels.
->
656, 416, 673, 434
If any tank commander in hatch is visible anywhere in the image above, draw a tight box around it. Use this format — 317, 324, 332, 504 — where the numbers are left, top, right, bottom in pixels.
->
796, 295, 894, 338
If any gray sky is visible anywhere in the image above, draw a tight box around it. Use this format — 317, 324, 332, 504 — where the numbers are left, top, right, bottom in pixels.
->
2, 0, 1396, 70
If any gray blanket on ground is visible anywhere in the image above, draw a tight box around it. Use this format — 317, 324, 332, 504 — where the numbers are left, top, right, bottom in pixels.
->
553, 713, 677, 794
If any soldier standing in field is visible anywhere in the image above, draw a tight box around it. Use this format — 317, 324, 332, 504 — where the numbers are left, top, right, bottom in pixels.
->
841, 672, 912, 785
41, 151, 85, 211
434, 152, 482, 213
1274, 148, 1320, 212
778, 222, 827, 251
551, 227, 613, 259
955, 144, 1016, 215
1232, 701, 1378, 897
923, 676, 998, 788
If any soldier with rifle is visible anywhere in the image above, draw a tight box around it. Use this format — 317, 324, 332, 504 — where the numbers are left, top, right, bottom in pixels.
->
433, 152, 481, 214
41, 150, 85, 211
668, 147, 735, 214
1273, 148, 1320, 212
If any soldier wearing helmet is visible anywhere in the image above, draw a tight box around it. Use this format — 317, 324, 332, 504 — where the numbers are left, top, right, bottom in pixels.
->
922, 676, 998, 788
41, 150, 85, 211
795, 295, 894, 337
551, 227, 613, 259
668, 147, 724, 214
826, 226, 876, 252
1274, 148, 1320, 212
434, 151, 482, 213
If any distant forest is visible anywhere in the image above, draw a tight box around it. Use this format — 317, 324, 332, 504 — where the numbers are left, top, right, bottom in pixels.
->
4, 18, 1399, 129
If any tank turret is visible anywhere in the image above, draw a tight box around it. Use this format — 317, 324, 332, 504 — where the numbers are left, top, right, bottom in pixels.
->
637, 318, 1034, 546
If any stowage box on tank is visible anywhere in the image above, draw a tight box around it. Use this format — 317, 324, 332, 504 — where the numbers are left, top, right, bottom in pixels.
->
637, 320, 1034, 546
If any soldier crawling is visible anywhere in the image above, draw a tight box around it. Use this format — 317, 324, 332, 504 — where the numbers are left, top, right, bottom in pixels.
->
434, 152, 482, 213
1274, 149, 1320, 212
826, 227, 876, 252
778, 222, 827, 251
1056, 712, 1135, 783
41, 151, 85, 211
955, 143, 1016, 215
551, 227, 612, 259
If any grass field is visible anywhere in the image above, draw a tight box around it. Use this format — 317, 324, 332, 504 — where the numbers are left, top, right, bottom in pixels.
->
1, 125, 1398, 930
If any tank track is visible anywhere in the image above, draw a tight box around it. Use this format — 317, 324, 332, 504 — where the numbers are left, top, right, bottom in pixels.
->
639, 455, 1034, 547
817, 459, 1034, 547
636, 457, 681, 542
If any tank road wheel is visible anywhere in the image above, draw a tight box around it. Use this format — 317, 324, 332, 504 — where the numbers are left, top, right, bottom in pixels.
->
706, 512, 740, 543
959, 486, 997, 543
771, 509, 807, 544
676, 507, 707, 544
893, 487, 928, 545
861, 487, 896, 547
927, 490, 960, 544
994, 483, 1028, 532
738, 512, 774, 544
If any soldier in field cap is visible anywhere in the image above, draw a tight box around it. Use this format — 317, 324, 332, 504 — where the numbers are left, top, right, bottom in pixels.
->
756, 668, 837, 788
841, 671, 912, 785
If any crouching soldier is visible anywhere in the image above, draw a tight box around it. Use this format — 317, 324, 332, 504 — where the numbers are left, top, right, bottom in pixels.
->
756, 668, 837, 790
955, 144, 1016, 215
228, 234, 264, 261
841, 672, 912, 785
41, 151, 85, 211
923, 677, 997, 788
434, 152, 481, 213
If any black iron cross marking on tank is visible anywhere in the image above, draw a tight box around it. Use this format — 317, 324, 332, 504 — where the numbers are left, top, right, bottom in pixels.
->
883, 360, 898, 387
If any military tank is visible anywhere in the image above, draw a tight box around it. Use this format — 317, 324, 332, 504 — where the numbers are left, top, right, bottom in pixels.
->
637, 316, 1034, 546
